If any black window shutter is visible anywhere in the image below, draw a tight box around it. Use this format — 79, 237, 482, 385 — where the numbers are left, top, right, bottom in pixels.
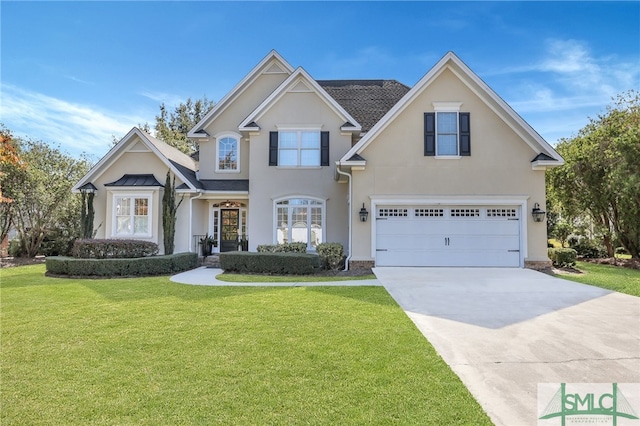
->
269, 131, 278, 166
424, 113, 436, 156
459, 112, 471, 156
321, 131, 330, 166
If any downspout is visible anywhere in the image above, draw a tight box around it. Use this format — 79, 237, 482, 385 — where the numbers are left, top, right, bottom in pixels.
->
189, 190, 204, 253
335, 162, 352, 271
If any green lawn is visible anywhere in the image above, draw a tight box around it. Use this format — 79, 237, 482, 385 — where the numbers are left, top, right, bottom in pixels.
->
1, 265, 491, 425
558, 261, 640, 297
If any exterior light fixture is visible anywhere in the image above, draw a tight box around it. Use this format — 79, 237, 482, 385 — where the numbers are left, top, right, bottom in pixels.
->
78, 182, 97, 195
531, 202, 546, 222
359, 203, 369, 222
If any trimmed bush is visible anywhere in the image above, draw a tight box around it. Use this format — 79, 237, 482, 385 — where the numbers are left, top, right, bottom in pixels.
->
548, 248, 577, 268
256, 243, 307, 253
316, 243, 345, 270
72, 239, 159, 259
46, 252, 197, 277
220, 251, 320, 275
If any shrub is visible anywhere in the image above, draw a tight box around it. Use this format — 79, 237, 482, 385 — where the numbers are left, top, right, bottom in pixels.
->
40, 228, 77, 257
569, 238, 607, 259
316, 243, 345, 270
45, 252, 197, 277
220, 251, 320, 275
567, 236, 580, 248
256, 243, 307, 253
615, 247, 629, 255
8, 239, 25, 258
72, 239, 159, 259
548, 248, 577, 268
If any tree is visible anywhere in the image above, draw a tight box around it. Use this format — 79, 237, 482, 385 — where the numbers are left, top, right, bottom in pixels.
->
552, 220, 573, 248
548, 90, 640, 258
80, 190, 95, 239
162, 171, 183, 255
154, 97, 214, 154
0, 125, 24, 244
1, 137, 91, 257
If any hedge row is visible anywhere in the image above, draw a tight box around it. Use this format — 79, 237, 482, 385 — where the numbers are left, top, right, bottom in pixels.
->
256, 243, 307, 253
72, 239, 159, 259
220, 252, 320, 275
46, 252, 198, 277
548, 248, 577, 268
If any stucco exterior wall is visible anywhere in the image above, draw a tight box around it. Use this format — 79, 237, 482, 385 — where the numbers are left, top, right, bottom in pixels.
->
198, 72, 290, 180
351, 68, 548, 264
89, 139, 191, 254
247, 91, 351, 251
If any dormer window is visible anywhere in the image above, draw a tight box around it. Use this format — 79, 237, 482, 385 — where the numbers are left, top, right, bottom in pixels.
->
216, 133, 240, 172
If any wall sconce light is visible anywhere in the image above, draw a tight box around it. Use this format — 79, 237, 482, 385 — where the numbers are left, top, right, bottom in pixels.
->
78, 182, 97, 195
359, 203, 369, 222
531, 202, 546, 222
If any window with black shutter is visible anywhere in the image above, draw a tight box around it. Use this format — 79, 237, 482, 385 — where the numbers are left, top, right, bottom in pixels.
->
321, 131, 330, 166
269, 131, 278, 166
270, 130, 326, 167
424, 111, 471, 157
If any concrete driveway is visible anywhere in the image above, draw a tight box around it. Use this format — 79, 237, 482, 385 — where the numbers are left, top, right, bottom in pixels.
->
373, 267, 640, 426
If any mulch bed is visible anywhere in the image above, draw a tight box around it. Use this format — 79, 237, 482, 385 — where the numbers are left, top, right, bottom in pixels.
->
1, 256, 46, 268
579, 257, 640, 270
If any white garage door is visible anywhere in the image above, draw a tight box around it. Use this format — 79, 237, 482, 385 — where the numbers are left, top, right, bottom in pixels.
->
375, 206, 521, 267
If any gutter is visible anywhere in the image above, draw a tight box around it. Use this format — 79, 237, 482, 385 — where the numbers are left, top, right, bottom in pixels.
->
335, 163, 352, 271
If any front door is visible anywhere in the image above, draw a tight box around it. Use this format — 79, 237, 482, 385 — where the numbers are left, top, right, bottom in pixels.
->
220, 209, 239, 252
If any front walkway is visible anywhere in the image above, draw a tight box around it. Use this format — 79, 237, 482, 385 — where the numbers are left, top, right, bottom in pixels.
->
170, 266, 382, 287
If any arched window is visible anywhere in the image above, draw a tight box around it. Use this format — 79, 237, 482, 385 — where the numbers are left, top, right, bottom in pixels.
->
275, 198, 324, 250
216, 135, 239, 172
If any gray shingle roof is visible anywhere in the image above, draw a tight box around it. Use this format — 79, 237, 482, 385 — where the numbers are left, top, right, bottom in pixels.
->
317, 80, 410, 132
198, 179, 249, 192
104, 174, 163, 187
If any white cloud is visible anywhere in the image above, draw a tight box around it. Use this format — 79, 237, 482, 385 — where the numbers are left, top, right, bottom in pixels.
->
138, 90, 186, 108
0, 83, 151, 158
487, 38, 639, 144
500, 39, 638, 111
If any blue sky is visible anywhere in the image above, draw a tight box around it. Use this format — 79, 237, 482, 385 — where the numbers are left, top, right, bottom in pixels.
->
1, 1, 638, 160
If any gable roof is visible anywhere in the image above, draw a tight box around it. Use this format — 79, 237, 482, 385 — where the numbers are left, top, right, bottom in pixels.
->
340, 51, 564, 167
188, 50, 295, 138
317, 80, 410, 133
73, 127, 199, 192
239, 67, 362, 132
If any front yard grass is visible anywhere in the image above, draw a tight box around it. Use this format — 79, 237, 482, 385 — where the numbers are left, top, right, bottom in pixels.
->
1, 265, 491, 425
558, 261, 640, 297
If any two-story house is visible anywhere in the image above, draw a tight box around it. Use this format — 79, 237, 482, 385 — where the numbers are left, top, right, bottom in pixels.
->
74, 50, 563, 269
